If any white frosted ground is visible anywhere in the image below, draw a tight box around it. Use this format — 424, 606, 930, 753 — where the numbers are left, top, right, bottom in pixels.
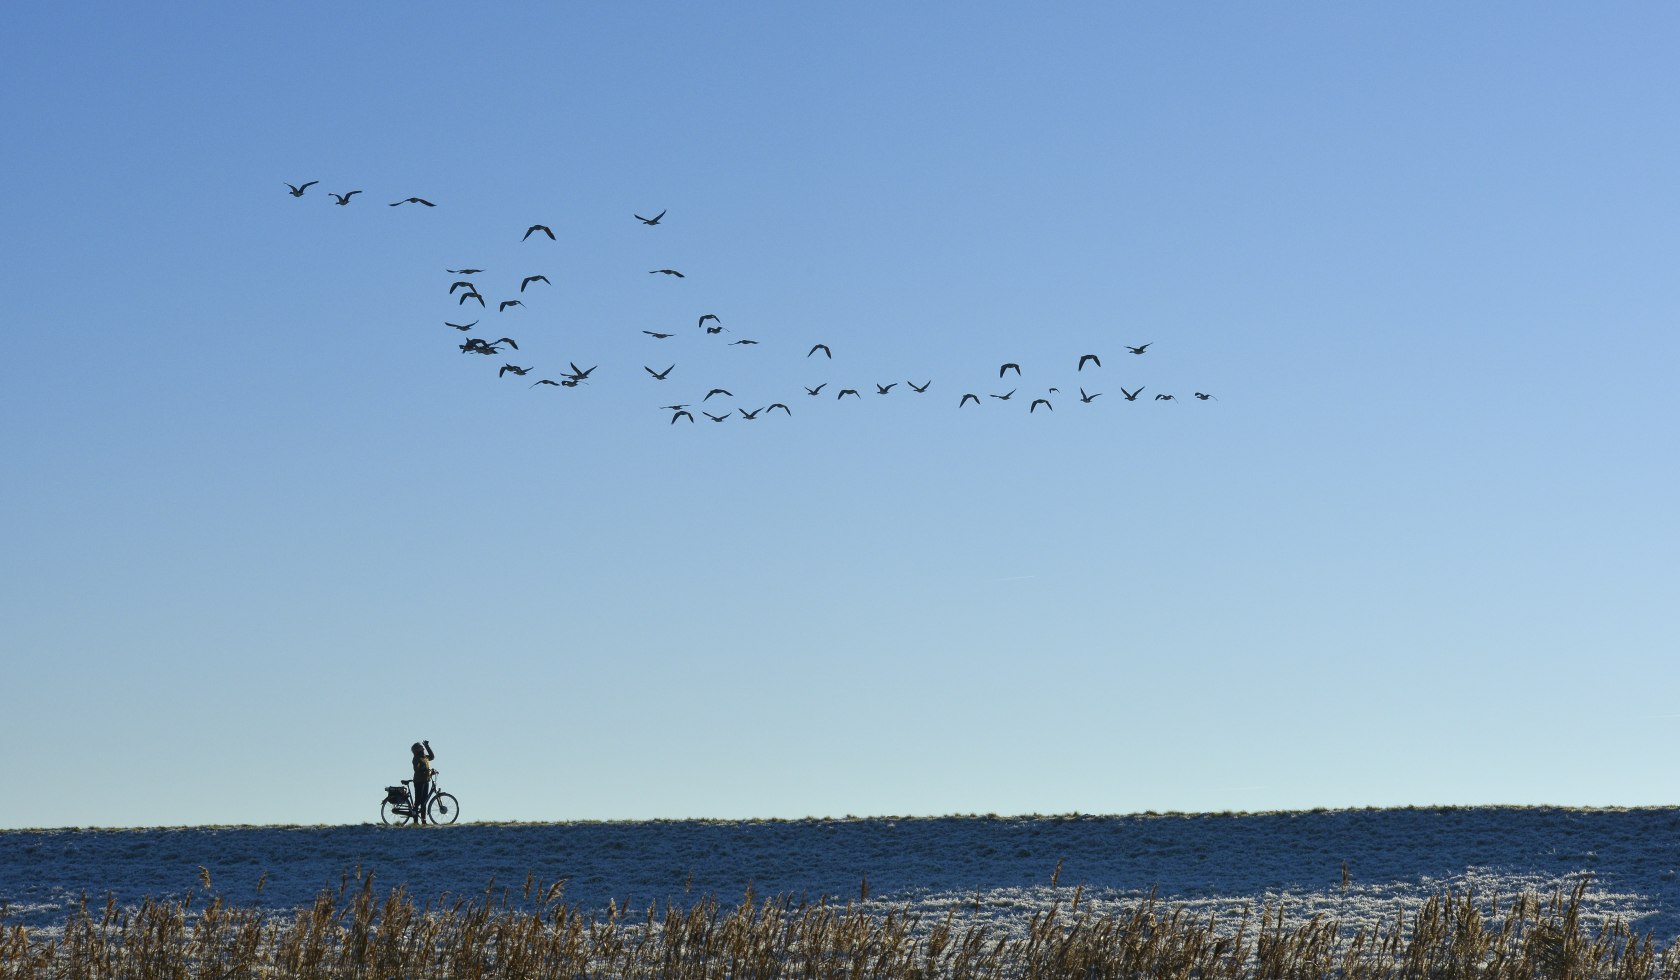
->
4, 807, 1679, 944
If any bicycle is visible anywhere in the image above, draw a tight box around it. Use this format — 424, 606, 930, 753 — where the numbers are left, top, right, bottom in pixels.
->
380, 770, 460, 825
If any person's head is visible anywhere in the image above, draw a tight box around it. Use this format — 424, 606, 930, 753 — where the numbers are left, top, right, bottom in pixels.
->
411, 742, 424, 758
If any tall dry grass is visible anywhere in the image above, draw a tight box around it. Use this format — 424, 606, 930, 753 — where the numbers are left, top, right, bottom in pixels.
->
2, 872, 1675, 979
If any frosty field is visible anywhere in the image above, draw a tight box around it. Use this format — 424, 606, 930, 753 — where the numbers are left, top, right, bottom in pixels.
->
5, 806, 1679, 946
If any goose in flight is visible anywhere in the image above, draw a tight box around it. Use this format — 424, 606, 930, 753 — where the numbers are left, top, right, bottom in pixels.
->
446, 268, 483, 275
458, 291, 485, 307
767, 403, 791, 415
730, 339, 759, 345
643, 330, 674, 339
329, 190, 360, 205
1127, 343, 1151, 355
808, 343, 832, 358
1079, 388, 1100, 403
1078, 354, 1101, 371
1120, 386, 1144, 401
520, 275, 550, 292
837, 388, 860, 399
445, 320, 477, 332
660, 404, 691, 411
531, 379, 564, 387
499, 364, 533, 377
991, 389, 1016, 401
1194, 392, 1218, 401
671, 410, 694, 424
704, 325, 727, 335
644, 364, 674, 380
390, 197, 436, 207
704, 411, 729, 422
698, 314, 721, 329
959, 393, 980, 407
635, 210, 666, 225
908, 381, 931, 392
499, 300, 524, 312
523, 224, 555, 241
449, 281, 477, 294
738, 407, 765, 420
1030, 398, 1052, 413
703, 388, 732, 400
285, 181, 317, 197
563, 363, 598, 382
999, 362, 1021, 377
650, 269, 685, 277
875, 383, 897, 394
1155, 393, 1177, 402
805, 384, 826, 396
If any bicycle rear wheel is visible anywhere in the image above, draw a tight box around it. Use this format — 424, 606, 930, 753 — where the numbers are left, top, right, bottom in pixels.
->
427, 791, 459, 825
380, 801, 406, 826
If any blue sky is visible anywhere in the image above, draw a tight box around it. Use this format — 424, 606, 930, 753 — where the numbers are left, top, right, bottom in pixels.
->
3, 3, 1676, 829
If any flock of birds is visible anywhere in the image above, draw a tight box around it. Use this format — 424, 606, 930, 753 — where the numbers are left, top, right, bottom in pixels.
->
285, 181, 1220, 425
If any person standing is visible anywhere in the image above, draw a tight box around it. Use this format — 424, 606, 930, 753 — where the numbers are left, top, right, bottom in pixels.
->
410, 740, 435, 825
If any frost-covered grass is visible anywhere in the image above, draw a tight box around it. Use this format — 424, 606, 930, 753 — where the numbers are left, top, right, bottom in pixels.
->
3, 806, 1679, 976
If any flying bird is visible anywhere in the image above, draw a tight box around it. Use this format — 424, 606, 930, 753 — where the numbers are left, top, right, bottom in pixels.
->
1078, 354, 1101, 371
523, 224, 555, 241
805, 384, 826, 396
642, 330, 674, 339
837, 389, 860, 399
1079, 388, 1100, 403
644, 365, 674, 380
445, 320, 477, 331
499, 300, 523, 312
875, 383, 897, 395
389, 197, 435, 207
959, 393, 980, 407
446, 268, 483, 275
285, 181, 317, 197
564, 362, 597, 381
1030, 398, 1052, 413
635, 210, 666, 225
908, 381, 931, 392
1194, 392, 1218, 401
767, 403, 791, 415
520, 275, 550, 292
671, 410, 694, 424
1120, 387, 1144, 401
1155, 393, 1177, 402
499, 364, 533, 377
650, 269, 685, 277
697, 314, 720, 329
808, 343, 832, 359
1127, 343, 1151, 355
531, 379, 563, 387
1000, 363, 1021, 377
730, 339, 758, 345
458, 291, 485, 307
329, 190, 360, 205
703, 388, 732, 401
704, 412, 729, 422
449, 281, 477, 294
704, 325, 727, 335
660, 404, 691, 411
991, 389, 1016, 401
738, 407, 765, 420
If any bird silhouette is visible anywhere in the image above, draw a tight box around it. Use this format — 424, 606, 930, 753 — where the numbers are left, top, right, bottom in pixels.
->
1079, 388, 1100, 403
523, 224, 555, 241
329, 190, 360, 205
446, 268, 483, 275
768, 403, 791, 415
445, 320, 477, 331
703, 388, 732, 400
805, 384, 827, 396
991, 389, 1016, 401
704, 325, 727, 335
1155, 393, 1177, 402
660, 404, 691, 411
698, 314, 720, 329
1194, 392, 1218, 401
644, 365, 674, 380
808, 343, 832, 358
959, 393, 980, 407
499, 364, 532, 377
908, 381, 931, 392
876, 383, 897, 394
650, 269, 685, 277
837, 389, 860, 399
563, 363, 597, 381
1000, 362, 1021, 377
635, 210, 666, 225
730, 339, 759, 345
531, 379, 563, 387
1120, 386, 1144, 401
1127, 343, 1151, 355
703, 411, 729, 422
458, 291, 485, 307
643, 330, 674, 339
499, 300, 523, 312
449, 281, 477, 294
390, 197, 435, 207
1078, 354, 1101, 371
1030, 398, 1052, 413
285, 181, 317, 197
738, 407, 765, 420
520, 275, 550, 292
671, 410, 694, 424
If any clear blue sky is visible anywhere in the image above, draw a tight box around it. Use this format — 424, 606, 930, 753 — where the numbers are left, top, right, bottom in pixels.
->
3, 3, 1676, 829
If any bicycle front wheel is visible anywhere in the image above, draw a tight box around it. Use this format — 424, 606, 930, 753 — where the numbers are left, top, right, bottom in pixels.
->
427, 792, 459, 825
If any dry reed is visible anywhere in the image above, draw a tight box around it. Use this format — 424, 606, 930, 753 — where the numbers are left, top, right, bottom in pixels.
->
2, 873, 1674, 979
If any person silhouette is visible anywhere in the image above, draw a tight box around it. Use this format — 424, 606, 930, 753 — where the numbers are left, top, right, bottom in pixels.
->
410, 740, 435, 825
